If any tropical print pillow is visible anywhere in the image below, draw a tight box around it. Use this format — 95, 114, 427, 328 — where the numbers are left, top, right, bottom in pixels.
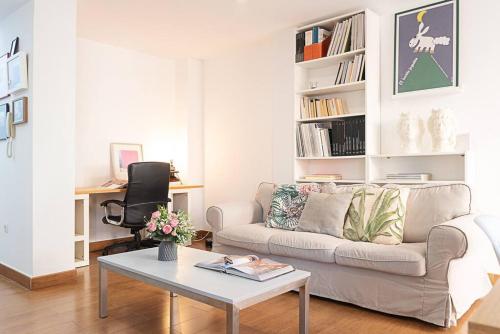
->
265, 183, 320, 230
343, 187, 409, 245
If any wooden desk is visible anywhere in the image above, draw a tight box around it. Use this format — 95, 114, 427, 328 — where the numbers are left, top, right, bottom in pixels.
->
75, 184, 203, 195
73, 184, 203, 268
469, 282, 500, 334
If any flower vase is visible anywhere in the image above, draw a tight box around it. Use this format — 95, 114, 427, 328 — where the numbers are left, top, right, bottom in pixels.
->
158, 240, 177, 261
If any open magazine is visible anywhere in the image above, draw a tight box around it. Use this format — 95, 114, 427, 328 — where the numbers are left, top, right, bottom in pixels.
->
195, 255, 294, 282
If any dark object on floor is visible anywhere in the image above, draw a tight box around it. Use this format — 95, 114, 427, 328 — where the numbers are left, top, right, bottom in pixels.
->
205, 237, 213, 250
101, 162, 171, 255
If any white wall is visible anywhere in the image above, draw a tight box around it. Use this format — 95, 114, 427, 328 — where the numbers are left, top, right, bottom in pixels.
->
0, 1, 33, 276
76, 39, 206, 241
31, 0, 77, 276
0, 0, 77, 277
204, 0, 500, 216
204, 29, 295, 207
175, 58, 206, 229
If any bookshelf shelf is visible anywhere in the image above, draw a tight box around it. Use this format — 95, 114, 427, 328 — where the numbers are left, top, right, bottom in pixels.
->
371, 179, 465, 185
296, 178, 364, 183
296, 112, 365, 123
296, 48, 365, 69
372, 152, 466, 158
297, 81, 365, 96
297, 10, 365, 32
296, 155, 366, 160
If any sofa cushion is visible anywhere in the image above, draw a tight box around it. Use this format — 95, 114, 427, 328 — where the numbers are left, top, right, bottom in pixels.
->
296, 191, 353, 238
384, 184, 471, 242
335, 242, 427, 276
255, 182, 276, 220
216, 223, 288, 254
269, 231, 350, 263
265, 183, 320, 230
343, 187, 410, 245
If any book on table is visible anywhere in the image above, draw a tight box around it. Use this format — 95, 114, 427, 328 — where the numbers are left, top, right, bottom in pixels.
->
195, 255, 294, 282
100, 179, 128, 189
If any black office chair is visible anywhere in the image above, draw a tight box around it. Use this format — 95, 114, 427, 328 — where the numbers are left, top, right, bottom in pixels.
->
100, 162, 171, 255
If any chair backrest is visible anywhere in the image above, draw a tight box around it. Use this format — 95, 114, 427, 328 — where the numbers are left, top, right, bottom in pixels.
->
123, 162, 170, 228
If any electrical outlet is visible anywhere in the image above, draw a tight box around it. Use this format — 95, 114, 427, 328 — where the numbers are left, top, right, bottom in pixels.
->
3, 224, 8, 234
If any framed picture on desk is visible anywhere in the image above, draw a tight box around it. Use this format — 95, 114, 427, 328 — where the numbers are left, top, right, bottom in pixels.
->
111, 143, 143, 181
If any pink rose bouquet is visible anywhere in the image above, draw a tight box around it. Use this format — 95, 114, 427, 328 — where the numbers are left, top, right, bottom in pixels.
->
145, 206, 196, 244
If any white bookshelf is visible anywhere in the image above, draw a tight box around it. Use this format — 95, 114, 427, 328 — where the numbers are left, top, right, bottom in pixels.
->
294, 9, 380, 184
294, 10, 469, 186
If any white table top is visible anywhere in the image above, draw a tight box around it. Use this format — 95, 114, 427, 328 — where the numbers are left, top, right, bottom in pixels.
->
98, 246, 310, 305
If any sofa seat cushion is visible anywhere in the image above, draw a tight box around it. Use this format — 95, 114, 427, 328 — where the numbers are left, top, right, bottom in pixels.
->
268, 231, 350, 263
335, 242, 427, 276
216, 223, 288, 254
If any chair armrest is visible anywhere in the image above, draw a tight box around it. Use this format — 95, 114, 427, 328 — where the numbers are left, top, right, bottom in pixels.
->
206, 200, 263, 233
100, 199, 126, 207
101, 199, 125, 226
426, 214, 498, 280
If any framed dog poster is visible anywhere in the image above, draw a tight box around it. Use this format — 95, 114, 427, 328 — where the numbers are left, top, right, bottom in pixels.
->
394, 0, 458, 96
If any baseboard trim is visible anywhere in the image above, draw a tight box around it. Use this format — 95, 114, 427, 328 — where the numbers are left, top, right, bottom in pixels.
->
31, 269, 77, 290
0, 262, 31, 289
90, 237, 133, 252
0, 263, 76, 290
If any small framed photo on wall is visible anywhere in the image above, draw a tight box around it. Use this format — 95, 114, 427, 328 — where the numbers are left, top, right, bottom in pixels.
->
9, 37, 19, 56
110, 143, 144, 181
0, 103, 9, 140
12, 97, 28, 125
7, 52, 28, 94
0, 53, 9, 99
394, 0, 458, 96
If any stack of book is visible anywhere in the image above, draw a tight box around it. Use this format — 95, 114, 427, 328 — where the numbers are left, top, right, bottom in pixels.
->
296, 27, 331, 62
386, 173, 432, 181
300, 97, 348, 119
295, 12, 364, 63
296, 116, 365, 157
300, 174, 343, 182
326, 13, 365, 56
334, 54, 365, 85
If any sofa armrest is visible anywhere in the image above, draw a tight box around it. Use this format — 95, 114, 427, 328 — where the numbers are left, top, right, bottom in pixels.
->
426, 214, 498, 280
206, 201, 263, 233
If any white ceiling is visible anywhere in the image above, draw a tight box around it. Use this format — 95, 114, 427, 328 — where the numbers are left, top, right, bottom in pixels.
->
77, 0, 409, 59
0, 0, 29, 19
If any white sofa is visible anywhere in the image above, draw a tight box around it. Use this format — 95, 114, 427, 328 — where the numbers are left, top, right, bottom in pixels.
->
206, 183, 498, 327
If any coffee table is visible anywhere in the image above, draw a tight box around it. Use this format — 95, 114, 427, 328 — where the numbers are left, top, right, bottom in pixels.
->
98, 246, 311, 334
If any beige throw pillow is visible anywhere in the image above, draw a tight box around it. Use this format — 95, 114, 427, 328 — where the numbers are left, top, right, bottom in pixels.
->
296, 191, 353, 238
343, 187, 410, 245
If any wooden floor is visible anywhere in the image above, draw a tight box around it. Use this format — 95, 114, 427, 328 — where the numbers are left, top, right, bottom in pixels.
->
0, 242, 479, 334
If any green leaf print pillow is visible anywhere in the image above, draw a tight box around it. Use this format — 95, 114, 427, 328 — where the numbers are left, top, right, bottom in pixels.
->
343, 187, 409, 245
265, 183, 320, 230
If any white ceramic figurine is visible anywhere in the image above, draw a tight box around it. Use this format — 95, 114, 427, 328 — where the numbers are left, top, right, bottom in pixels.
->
427, 108, 457, 152
398, 112, 423, 154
